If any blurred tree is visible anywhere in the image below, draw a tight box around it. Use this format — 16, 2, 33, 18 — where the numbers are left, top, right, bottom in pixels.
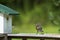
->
0, 0, 60, 26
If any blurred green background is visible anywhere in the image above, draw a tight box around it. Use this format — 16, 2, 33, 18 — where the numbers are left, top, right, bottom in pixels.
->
0, 0, 60, 34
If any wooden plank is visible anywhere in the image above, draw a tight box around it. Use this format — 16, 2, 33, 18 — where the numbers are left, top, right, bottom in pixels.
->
0, 38, 4, 40
2, 34, 8, 40
0, 34, 8, 40
0, 34, 60, 40
7, 34, 60, 39
0, 34, 5, 37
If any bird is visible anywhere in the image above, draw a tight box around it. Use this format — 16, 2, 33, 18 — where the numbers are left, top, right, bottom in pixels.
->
35, 23, 44, 34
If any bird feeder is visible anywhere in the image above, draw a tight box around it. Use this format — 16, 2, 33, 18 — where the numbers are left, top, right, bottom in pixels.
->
0, 4, 19, 34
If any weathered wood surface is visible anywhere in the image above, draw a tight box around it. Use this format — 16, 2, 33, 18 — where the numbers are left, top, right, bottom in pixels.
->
0, 34, 8, 40
0, 33, 60, 40
7, 33, 60, 39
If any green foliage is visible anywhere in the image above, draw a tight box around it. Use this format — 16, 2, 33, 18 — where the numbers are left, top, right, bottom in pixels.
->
1, 0, 60, 34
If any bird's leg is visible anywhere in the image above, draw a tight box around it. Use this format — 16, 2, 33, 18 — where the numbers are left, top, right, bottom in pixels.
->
41, 31, 44, 35
36, 30, 39, 34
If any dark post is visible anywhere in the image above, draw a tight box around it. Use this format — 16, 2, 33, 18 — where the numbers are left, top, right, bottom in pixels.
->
8, 38, 11, 40
22, 38, 27, 40
55, 39, 60, 40
40, 38, 44, 40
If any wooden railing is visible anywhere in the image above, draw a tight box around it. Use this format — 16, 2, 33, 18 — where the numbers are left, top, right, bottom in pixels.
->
0, 34, 60, 40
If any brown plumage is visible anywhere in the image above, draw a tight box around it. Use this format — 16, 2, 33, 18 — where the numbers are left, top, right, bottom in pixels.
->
36, 23, 44, 34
